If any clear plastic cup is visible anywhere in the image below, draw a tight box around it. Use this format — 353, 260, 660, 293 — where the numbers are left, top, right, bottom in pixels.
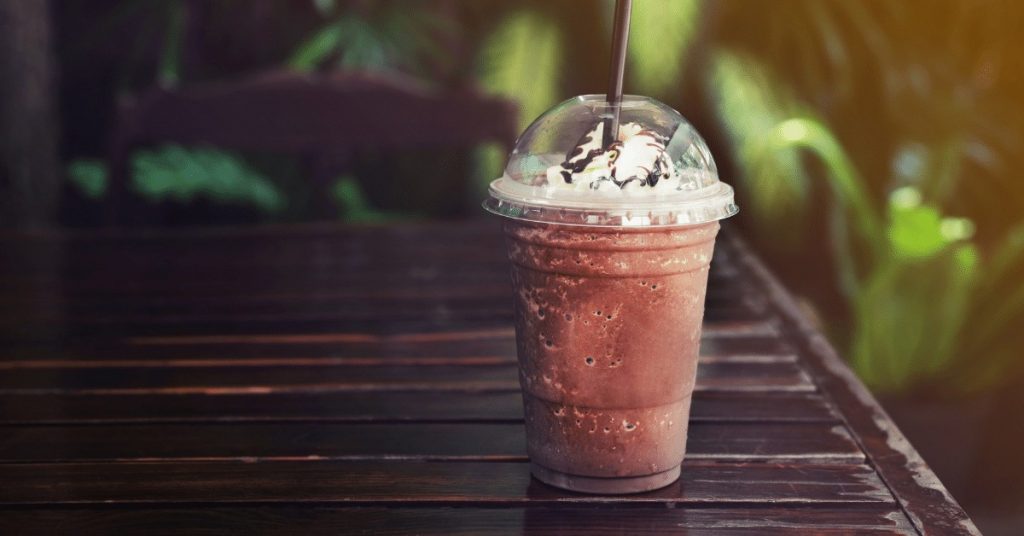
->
484, 95, 737, 494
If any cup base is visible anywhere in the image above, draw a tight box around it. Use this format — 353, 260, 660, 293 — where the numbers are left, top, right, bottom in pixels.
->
530, 463, 681, 494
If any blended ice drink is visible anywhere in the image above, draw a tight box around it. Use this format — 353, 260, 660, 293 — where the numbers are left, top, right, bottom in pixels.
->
484, 95, 738, 494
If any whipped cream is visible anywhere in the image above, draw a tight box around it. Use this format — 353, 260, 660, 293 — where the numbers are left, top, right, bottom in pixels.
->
545, 122, 683, 193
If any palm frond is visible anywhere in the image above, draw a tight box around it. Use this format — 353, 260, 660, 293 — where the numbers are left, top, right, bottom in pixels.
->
706, 50, 810, 239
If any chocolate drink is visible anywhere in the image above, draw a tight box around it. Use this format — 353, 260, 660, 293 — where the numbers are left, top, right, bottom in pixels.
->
505, 219, 718, 493
484, 95, 737, 493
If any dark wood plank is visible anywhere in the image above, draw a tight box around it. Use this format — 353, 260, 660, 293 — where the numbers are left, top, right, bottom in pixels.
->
0, 250, 739, 287
0, 223, 507, 261
0, 310, 516, 336
0, 362, 520, 392
0, 229, 737, 268
726, 233, 980, 535
0, 311, 769, 343
696, 359, 812, 392
0, 282, 747, 309
0, 391, 837, 424
1, 319, 780, 345
0, 358, 813, 394
0, 230, 755, 342
0, 505, 916, 535
0, 351, 796, 368
0, 248, 737, 294
0, 328, 522, 361
0, 460, 893, 505
0, 305, 762, 330
0, 422, 862, 463
0, 269, 745, 299
0, 329, 793, 362
0, 222, 736, 288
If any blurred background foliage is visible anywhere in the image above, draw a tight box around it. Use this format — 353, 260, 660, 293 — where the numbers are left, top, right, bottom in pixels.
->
56, 0, 1023, 398
289, 0, 456, 76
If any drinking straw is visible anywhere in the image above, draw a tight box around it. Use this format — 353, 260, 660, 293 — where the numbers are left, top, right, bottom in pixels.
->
604, 0, 633, 147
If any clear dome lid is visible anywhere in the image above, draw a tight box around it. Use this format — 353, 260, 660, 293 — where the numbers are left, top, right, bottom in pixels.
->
484, 95, 737, 227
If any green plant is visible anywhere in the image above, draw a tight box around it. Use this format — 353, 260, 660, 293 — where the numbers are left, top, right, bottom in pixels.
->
754, 115, 1022, 396
132, 145, 284, 212
708, 51, 812, 248
851, 186, 979, 392
64, 1, 1023, 393
473, 8, 563, 191
331, 176, 408, 223
287, 0, 456, 220
699, 1, 1024, 396
475, 2, 1024, 396
290, 0, 454, 75
66, 146, 286, 214
67, 159, 109, 200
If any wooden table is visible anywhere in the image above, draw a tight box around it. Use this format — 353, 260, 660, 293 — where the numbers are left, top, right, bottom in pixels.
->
0, 223, 978, 534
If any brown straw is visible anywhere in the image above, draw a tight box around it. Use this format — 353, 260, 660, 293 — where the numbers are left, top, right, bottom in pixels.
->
604, 0, 633, 147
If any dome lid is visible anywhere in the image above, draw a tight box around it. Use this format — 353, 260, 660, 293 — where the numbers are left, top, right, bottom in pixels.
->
484, 95, 737, 227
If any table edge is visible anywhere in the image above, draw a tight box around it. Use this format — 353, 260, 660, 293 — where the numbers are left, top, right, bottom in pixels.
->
724, 232, 980, 536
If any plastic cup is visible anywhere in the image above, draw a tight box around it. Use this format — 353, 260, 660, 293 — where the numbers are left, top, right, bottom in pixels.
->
484, 95, 737, 494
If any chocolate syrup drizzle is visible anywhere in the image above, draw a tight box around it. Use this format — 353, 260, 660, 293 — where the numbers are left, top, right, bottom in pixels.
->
557, 123, 671, 190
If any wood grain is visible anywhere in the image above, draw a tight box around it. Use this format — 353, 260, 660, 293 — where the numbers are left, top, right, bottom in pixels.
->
0, 391, 837, 424
0, 359, 813, 394
0, 422, 862, 463
0, 506, 916, 535
724, 234, 982, 534
0, 331, 793, 362
0, 460, 893, 505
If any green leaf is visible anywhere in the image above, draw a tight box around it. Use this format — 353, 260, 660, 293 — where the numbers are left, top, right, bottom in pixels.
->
66, 159, 109, 199
768, 118, 884, 258
471, 142, 507, 199
623, 0, 701, 96
851, 187, 979, 392
337, 17, 389, 71
289, 24, 343, 72
381, 6, 455, 70
707, 50, 810, 235
886, 191, 946, 258
829, 201, 860, 298
478, 10, 563, 130
475, 10, 563, 193
886, 186, 974, 259
290, 6, 455, 76
131, 145, 285, 213
332, 175, 373, 214
331, 176, 408, 223
954, 222, 1024, 385
981, 223, 1024, 291
851, 244, 979, 393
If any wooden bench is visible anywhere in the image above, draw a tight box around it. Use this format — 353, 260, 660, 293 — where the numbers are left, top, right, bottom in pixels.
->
107, 71, 517, 221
